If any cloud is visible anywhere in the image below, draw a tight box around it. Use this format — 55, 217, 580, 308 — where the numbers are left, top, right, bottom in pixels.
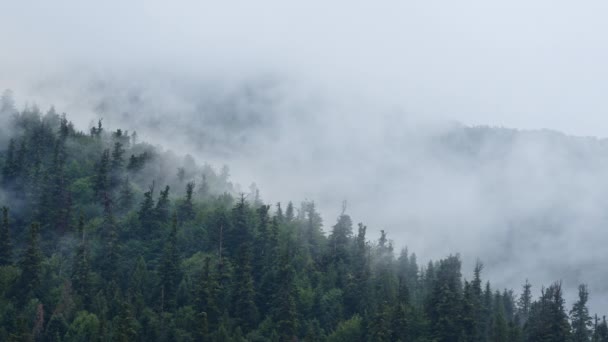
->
3, 0, 608, 312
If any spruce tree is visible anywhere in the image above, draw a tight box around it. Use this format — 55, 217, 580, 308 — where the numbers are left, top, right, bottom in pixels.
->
17, 222, 42, 300
93, 149, 110, 200
118, 177, 134, 211
160, 213, 180, 310
2, 139, 17, 186
232, 245, 258, 332
155, 186, 171, 223
101, 195, 119, 283
179, 181, 195, 222
571, 284, 592, 342
138, 183, 156, 234
71, 215, 91, 307
195, 257, 219, 331
285, 201, 295, 222
517, 279, 532, 327
273, 247, 297, 341
595, 316, 608, 342
0, 207, 12, 265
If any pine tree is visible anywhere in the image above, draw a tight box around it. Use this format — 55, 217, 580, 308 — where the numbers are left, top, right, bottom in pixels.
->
571, 284, 592, 342
275, 202, 284, 223
328, 208, 353, 265
595, 316, 608, 342
426, 255, 463, 342
195, 257, 219, 332
179, 181, 195, 222
273, 247, 297, 341
139, 183, 156, 234
470, 261, 484, 341
367, 303, 392, 342
155, 186, 171, 223
17, 222, 42, 300
101, 195, 119, 283
0, 207, 12, 265
118, 177, 134, 211
525, 282, 571, 342
390, 277, 411, 341
232, 244, 259, 332
518, 279, 532, 327
285, 201, 295, 222
492, 291, 509, 342
110, 141, 125, 188
345, 223, 369, 316
160, 213, 180, 310
115, 301, 138, 342
111, 141, 125, 171
2, 139, 17, 186
93, 149, 110, 200
71, 215, 91, 307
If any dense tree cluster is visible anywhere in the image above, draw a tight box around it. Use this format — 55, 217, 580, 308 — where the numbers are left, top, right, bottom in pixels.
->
0, 96, 606, 341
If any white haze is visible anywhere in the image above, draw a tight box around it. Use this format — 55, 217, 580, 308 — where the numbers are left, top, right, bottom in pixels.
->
3, 0, 608, 312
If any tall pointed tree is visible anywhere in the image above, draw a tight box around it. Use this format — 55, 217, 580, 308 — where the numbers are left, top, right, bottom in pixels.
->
155, 186, 171, 223
0, 207, 12, 265
93, 149, 110, 200
571, 284, 592, 342
71, 215, 91, 307
138, 183, 156, 234
178, 181, 195, 222
17, 222, 42, 300
160, 213, 180, 310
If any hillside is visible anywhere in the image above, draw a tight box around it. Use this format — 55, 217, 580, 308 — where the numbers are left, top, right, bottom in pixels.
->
0, 99, 605, 341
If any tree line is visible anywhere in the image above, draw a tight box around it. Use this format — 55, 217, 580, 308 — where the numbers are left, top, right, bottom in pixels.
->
0, 97, 606, 341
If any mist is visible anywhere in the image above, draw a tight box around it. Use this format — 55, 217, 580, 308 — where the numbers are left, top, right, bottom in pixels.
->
3, 0, 608, 313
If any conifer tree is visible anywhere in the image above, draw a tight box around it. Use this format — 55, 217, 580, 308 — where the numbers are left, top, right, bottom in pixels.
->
110, 141, 125, 188
595, 316, 608, 342
160, 213, 180, 310
155, 186, 171, 223
179, 181, 195, 222
571, 284, 592, 342
116, 301, 138, 342
0, 206, 12, 265
329, 208, 353, 265
139, 183, 156, 233
275, 202, 284, 223
390, 277, 411, 341
426, 255, 463, 342
518, 279, 532, 326
195, 257, 219, 331
525, 282, 571, 342
232, 242, 258, 332
285, 201, 295, 222
345, 222, 369, 316
2, 139, 17, 186
17, 222, 42, 300
101, 195, 119, 283
71, 215, 91, 307
93, 149, 110, 200
118, 177, 134, 212
273, 247, 297, 341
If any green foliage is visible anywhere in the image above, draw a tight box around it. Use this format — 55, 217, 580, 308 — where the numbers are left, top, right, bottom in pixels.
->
0, 207, 12, 266
571, 284, 592, 342
327, 314, 362, 342
16, 223, 42, 301
0, 109, 606, 341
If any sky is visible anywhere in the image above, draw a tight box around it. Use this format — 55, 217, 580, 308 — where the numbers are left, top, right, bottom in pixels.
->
3, 0, 608, 311
3, 0, 608, 136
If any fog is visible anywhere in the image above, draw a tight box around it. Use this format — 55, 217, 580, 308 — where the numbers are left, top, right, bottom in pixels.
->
3, 0, 608, 312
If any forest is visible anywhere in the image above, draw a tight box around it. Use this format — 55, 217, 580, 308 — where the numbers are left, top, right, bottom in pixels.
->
0, 92, 607, 342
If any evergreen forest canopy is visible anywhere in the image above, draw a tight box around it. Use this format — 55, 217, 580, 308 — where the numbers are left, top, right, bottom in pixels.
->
0, 91, 607, 342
